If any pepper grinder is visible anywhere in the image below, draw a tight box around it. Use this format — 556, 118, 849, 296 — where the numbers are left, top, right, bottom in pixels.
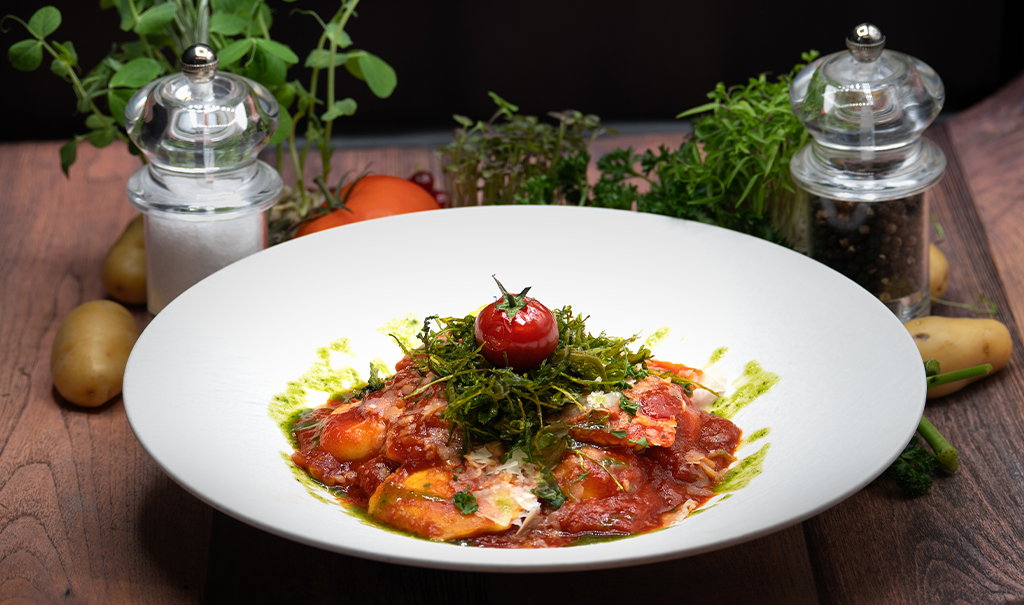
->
789, 24, 946, 321
125, 44, 282, 315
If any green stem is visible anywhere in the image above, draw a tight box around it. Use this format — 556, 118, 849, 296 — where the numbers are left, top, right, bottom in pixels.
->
256, 6, 271, 39
927, 364, 992, 389
918, 416, 958, 473
38, 40, 108, 122
320, 0, 360, 182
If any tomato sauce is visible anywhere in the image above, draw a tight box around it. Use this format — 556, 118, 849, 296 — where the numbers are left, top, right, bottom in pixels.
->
290, 360, 742, 547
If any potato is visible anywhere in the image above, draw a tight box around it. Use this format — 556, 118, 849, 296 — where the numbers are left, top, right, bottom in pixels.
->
929, 244, 949, 298
905, 316, 1012, 397
51, 300, 140, 407
102, 215, 146, 304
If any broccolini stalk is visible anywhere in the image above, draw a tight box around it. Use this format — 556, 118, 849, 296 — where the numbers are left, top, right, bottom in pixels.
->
926, 363, 993, 389
918, 416, 958, 473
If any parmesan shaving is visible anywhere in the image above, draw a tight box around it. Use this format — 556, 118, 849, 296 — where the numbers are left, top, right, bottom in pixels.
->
584, 391, 622, 410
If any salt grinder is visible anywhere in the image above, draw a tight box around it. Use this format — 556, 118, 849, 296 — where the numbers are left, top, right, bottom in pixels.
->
789, 24, 946, 321
125, 44, 282, 314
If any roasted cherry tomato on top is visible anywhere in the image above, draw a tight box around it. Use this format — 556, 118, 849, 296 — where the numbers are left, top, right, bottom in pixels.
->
474, 277, 559, 371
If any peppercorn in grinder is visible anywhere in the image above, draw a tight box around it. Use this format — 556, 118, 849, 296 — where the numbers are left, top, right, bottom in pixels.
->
789, 24, 946, 322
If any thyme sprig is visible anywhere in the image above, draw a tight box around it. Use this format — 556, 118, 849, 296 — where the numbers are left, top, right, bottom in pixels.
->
396, 306, 652, 461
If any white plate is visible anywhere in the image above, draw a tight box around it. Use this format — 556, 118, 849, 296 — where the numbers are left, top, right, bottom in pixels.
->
124, 205, 925, 572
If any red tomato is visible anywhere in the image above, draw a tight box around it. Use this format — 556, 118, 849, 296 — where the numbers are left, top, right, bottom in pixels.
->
474, 279, 559, 371
295, 175, 440, 237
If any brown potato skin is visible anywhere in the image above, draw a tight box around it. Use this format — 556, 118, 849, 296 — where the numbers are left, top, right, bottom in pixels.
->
102, 215, 146, 304
929, 244, 949, 298
906, 316, 1012, 398
50, 300, 141, 407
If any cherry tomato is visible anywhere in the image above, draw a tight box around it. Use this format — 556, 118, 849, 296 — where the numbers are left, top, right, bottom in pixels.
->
409, 171, 434, 192
432, 190, 451, 209
474, 278, 559, 371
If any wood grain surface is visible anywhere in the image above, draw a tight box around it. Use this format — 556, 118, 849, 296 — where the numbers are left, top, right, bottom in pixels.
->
1, 73, 1022, 604
0, 143, 210, 603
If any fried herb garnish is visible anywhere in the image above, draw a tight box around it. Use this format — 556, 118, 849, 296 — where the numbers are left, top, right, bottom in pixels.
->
397, 306, 652, 460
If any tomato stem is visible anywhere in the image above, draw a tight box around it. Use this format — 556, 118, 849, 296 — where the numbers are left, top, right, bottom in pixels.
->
492, 276, 531, 321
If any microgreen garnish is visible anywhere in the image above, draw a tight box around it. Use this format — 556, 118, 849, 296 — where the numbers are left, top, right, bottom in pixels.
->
491, 276, 531, 321
609, 429, 628, 439
453, 489, 478, 514
395, 306, 652, 460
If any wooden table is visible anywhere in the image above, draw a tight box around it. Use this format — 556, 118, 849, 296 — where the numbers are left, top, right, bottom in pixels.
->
3, 75, 1024, 604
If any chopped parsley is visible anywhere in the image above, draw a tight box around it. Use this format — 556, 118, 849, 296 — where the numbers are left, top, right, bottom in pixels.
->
628, 436, 649, 449
453, 489, 479, 514
619, 395, 639, 416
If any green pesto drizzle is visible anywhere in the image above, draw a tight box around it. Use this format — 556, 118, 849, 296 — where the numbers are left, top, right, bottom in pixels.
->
643, 326, 671, 350
568, 533, 634, 547
282, 451, 339, 506
711, 361, 779, 420
378, 313, 422, 351
327, 338, 356, 356
267, 337, 364, 441
714, 443, 770, 493
280, 453, 419, 537
746, 427, 771, 443
268, 320, 777, 544
708, 346, 728, 365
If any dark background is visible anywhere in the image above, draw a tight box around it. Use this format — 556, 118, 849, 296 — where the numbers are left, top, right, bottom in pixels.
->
2, 0, 1022, 142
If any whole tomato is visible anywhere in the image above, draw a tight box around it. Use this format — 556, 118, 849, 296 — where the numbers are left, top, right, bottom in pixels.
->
474, 278, 559, 371
295, 175, 439, 237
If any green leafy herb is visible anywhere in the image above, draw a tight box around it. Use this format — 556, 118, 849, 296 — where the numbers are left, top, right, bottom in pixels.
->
453, 489, 478, 514
398, 306, 651, 461
531, 468, 567, 509
619, 395, 638, 416
628, 436, 649, 449
4, 0, 396, 209
883, 361, 961, 497
366, 362, 385, 392
609, 429, 627, 439
440, 53, 818, 248
438, 92, 609, 207
884, 439, 940, 497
